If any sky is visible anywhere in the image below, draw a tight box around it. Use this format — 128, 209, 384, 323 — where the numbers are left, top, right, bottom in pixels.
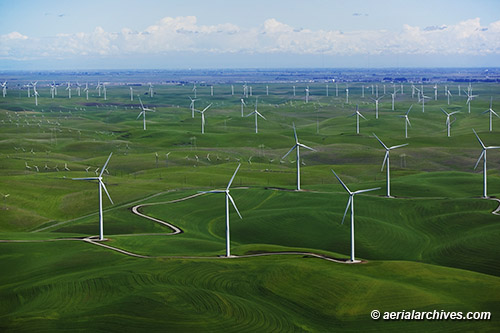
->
0, 0, 499, 70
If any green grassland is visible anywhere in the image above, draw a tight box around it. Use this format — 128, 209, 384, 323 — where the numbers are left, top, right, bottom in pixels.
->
1, 81, 499, 331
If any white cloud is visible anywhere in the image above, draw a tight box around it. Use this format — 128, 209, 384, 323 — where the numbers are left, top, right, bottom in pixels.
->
1, 16, 499, 61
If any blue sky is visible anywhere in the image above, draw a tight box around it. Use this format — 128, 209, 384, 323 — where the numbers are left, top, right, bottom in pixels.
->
1, 0, 499, 69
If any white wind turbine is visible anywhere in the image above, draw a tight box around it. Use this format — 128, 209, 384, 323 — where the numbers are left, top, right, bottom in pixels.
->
103, 83, 107, 100
84, 83, 89, 100
195, 103, 212, 134
73, 152, 114, 241
33, 86, 39, 106
240, 98, 246, 117
1, 81, 7, 97
96, 81, 102, 96
345, 85, 349, 104
66, 82, 71, 99
130, 87, 134, 101
76, 82, 81, 96
199, 164, 243, 257
148, 82, 154, 97
53, 81, 58, 96
446, 89, 452, 105
440, 108, 460, 137
372, 133, 408, 197
231, 85, 234, 96
473, 129, 500, 198
350, 104, 367, 134
305, 86, 309, 103
482, 97, 499, 132
390, 89, 399, 110
371, 95, 385, 119
464, 90, 478, 114
331, 170, 380, 263
399, 105, 413, 138
282, 123, 316, 191
293, 85, 296, 96
50, 82, 55, 99
137, 97, 155, 130
246, 98, 266, 133
189, 96, 197, 118
434, 84, 438, 100
419, 91, 430, 112
192, 83, 197, 98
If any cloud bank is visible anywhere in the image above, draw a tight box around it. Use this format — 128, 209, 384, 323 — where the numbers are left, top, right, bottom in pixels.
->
1, 16, 499, 61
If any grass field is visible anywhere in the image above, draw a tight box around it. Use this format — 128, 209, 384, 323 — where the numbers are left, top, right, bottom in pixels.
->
1, 80, 499, 331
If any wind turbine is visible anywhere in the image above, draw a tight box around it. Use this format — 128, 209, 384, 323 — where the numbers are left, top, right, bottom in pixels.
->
440, 108, 460, 137
246, 98, 266, 133
240, 98, 246, 117
103, 83, 107, 100
482, 97, 499, 131
199, 164, 242, 257
96, 81, 102, 96
76, 82, 81, 96
66, 82, 71, 99
390, 89, 399, 110
350, 104, 367, 134
305, 86, 309, 103
192, 83, 197, 98
189, 96, 197, 118
282, 122, 316, 191
293, 85, 296, 96
372, 133, 408, 197
419, 91, 430, 112
195, 103, 212, 134
50, 82, 55, 99
137, 97, 155, 130
434, 84, 438, 100
1, 81, 7, 97
345, 85, 349, 104
371, 95, 385, 119
472, 129, 500, 198
72, 152, 114, 241
84, 83, 89, 100
399, 105, 413, 138
130, 87, 134, 101
464, 90, 478, 113
33, 86, 39, 106
148, 82, 154, 97
331, 170, 380, 263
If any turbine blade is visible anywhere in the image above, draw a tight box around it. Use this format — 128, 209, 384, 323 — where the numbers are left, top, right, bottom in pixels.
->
72, 177, 98, 180
100, 181, 114, 205
227, 193, 242, 219
282, 145, 297, 159
341, 196, 352, 225
100, 152, 113, 177
358, 112, 367, 120
389, 143, 409, 150
293, 122, 298, 143
353, 187, 381, 194
226, 163, 241, 190
406, 117, 412, 127
245, 111, 256, 117
381, 151, 388, 171
298, 143, 316, 151
202, 103, 212, 112
198, 190, 225, 194
372, 133, 388, 150
474, 150, 485, 170
472, 129, 486, 149
440, 108, 449, 116
331, 169, 351, 194
137, 111, 144, 119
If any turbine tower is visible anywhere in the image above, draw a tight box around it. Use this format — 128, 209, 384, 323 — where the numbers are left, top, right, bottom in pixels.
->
282, 123, 316, 191
199, 164, 243, 257
331, 170, 380, 263
189, 96, 197, 118
72, 152, 114, 241
240, 98, 246, 117
464, 90, 478, 114
1, 81, 7, 97
372, 133, 408, 197
473, 129, 500, 198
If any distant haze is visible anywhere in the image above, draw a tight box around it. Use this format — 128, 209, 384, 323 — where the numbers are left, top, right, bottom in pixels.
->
1, 0, 499, 70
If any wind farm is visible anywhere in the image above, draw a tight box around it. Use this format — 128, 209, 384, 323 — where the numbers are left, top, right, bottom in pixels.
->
0, 69, 499, 331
